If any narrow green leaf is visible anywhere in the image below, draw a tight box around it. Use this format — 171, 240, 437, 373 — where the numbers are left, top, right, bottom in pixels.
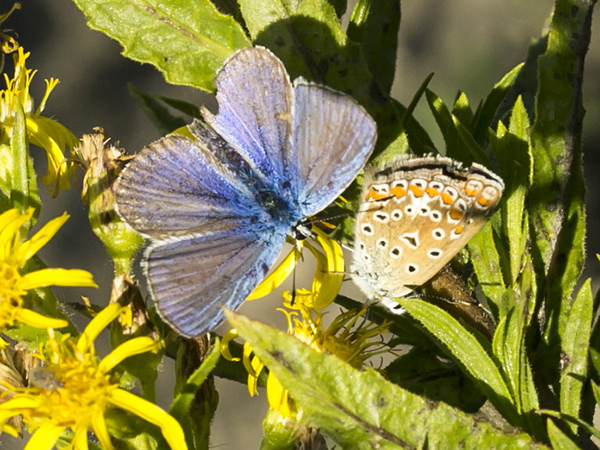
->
546, 419, 580, 450
347, 0, 400, 94
452, 91, 473, 130
590, 349, 600, 378
492, 307, 543, 438
128, 84, 188, 135
528, 0, 590, 311
396, 299, 519, 426
490, 97, 532, 286
540, 409, 600, 442
560, 279, 593, 433
425, 89, 489, 164
591, 381, 600, 408
10, 102, 39, 220
228, 311, 548, 450
170, 339, 220, 417
70, 0, 251, 91
468, 221, 507, 312
170, 339, 221, 450
472, 63, 524, 145
426, 89, 462, 158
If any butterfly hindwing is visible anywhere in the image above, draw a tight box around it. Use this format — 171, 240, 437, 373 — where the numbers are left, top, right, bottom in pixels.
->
147, 228, 287, 337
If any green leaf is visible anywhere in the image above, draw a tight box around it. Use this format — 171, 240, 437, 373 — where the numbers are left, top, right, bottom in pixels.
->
228, 311, 548, 449
10, 102, 40, 221
546, 419, 580, 450
492, 307, 543, 438
468, 221, 507, 313
528, 0, 592, 390
560, 279, 593, 434
392, 299, 520, 426
490, 97, 532, 287
385, 347, 486, 413
425, 89, 489, 165
528, 1, 590, 302
261, 409, 297, 450
472, 63, 524, 145
347, 0, 400, 94
128, 84, 188, 135
170, 338, 221, 450
451, 91, 473, 130
70, 0, 251, 92
590, 349, 600, 378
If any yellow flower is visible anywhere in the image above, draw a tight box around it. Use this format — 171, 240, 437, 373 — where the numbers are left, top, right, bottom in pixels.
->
0, 303, 188, 450
0, 207, 96, 333
246, 226, 344, 309
223, 301, 390, 418
0, 3, 20, 56
0, 47, 78, 195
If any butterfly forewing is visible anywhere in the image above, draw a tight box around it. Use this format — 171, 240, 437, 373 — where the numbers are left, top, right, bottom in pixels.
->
291, 81, 377, 215
203, 48, 293, 187
115, 123, 267, 239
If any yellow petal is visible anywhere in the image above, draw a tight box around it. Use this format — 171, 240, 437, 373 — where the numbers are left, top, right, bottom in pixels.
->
99, 337, 157, 373
246, 354, 264, 397
220, 329, 241, 362
73, 426, 90, 450
24, 423, 65, 450
308, 228, 344, 309
242, 341, 258, 378
16, 308, 68, 329
109, 388, 188, 450
0, 396, 42, 410
266, 373, 291, 418
21, 268, 97, 289
246, 243, 303, 301
77, 303, 123, 352
17, 213, 68, 262
91, 410, 113, 450
0, 208, 34, 261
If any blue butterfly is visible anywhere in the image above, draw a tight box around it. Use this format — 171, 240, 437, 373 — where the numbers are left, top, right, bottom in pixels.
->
114, 47, 377, 337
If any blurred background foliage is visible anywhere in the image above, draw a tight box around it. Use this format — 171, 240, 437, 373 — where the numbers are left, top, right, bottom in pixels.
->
3, 0, 599, 448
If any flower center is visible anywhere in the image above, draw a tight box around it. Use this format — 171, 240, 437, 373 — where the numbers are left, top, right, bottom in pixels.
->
0, 262, 25, 328
34, 349, 116, 428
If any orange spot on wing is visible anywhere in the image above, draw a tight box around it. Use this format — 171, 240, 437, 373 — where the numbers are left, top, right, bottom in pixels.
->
390, 185, 407, 198
465, 187, 479, 196
478, 196, 493, 207
409, 184, 425, 197
449, 208, 463, 221
366, 189, 389, 201
441, 192, 454, 204
426, 186, 440, 197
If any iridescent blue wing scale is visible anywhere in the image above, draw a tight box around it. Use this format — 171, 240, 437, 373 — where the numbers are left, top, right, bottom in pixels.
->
115, 121, 268, 239
290, 81, 377, 216
146, 228, 286, 337
203, 47, 292, 186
